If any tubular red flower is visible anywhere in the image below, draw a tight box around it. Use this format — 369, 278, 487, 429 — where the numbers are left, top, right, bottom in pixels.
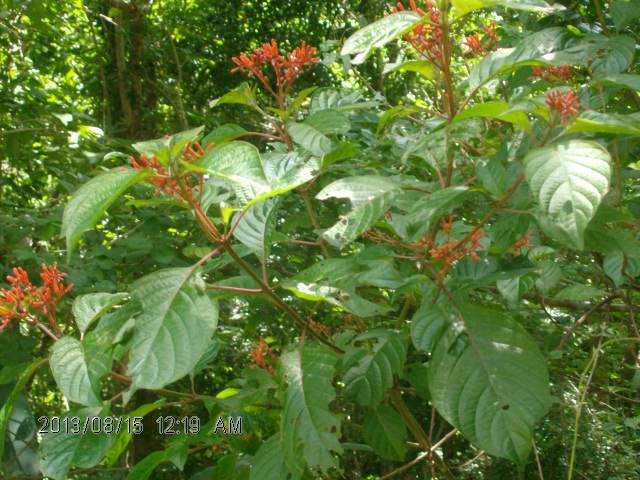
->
530, 64, 573, 81
392, 1, 443, 66
0, 263, 73, 331
231, 40, 319, 97
546, 89, 580, 124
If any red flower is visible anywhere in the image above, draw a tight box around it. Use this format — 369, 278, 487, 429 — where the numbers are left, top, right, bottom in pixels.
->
546, 89, 580, 124
249, 336, 279, 374
464, 34, 485, 57
529, 64, 572, 81
511, 233, 532, 253
129, 142, 210, 197
391, 1, 443, 67
464, 22, 498, 57
232, 40, 319, 97
0, 264, 73, 332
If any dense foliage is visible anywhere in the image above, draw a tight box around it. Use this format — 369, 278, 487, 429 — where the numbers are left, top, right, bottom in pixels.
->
2, 0, 640, 479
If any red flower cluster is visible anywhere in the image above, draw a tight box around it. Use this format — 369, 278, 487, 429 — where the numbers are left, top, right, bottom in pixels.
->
464, 22, 497, 57
308, 318, 332, 337
0, 264, 73, 331
231, 40, 319, 97
546, 89, 580, 124
529, 64, 572, 81
429, 229, 485, 268
391, 1, 443, 67
129, 142, 210, 196
511, 232, 532, 254
249, 336, 279, 375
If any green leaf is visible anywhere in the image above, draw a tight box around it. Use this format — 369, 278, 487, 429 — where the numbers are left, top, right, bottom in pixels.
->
377, 105, 421, 134
194, 143, 314, 208
411, 302, 450, 353
282, 280, 390, 317
304, 110, 351, 136
454, 101, 530, 130
62, 168, 150, 255
384, 59, 436, 79
251, 435, 302, 480
72, 292, 129, 335
428, 305, 551, 464
316, 176, 400, 248
344, 330, 407, 406
341, 11, 423, 63
281, 343, 342, 473
598, 73, 640, 91
201, 124, 247, 147
49, 336, 111, 407
565, 111, 640, 136
195, 141, 270, 205
0, 358, 45, 462
210, 82, 256, 108
39, 406, 116, 480
452, 0, 565, 17
232, 198, 280, 258
126, 268, 218, 392
525, 140, 611, 249
127, 443, 188, 480
362, 404, 407, 461
553, 34, 635, 75
405, 186, 469, 241
322, 142, 359, 168
611, 0, 640, 30
287, 86, 318, 117
554, 285, 605, 302
469, 28, 568, 89
132, 127, 204, 165
103, 401, 165, 466
288, 121, 334, 157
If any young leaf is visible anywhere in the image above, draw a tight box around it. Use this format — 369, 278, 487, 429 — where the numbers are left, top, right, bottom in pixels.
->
341, 11, 422, 63
281, 343, 342, 473
210, 82, 256, 108
72, 292, 129, 335
428, 305, 551, 465
362, 405, 407, 461
126, 268, 218, 392
454, 101, 530, 130
344, 330, 407, 406
524, 140, 611, 249
201, 124, 248, 147
49, 336, 111, 407
62, 168, 150, 255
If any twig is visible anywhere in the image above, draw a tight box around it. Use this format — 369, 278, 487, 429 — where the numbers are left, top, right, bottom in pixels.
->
380, 428, 458, 480
556, 296, 616, 350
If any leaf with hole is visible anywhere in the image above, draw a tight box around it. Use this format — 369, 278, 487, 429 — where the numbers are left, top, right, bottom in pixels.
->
427, 305, 551, 464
